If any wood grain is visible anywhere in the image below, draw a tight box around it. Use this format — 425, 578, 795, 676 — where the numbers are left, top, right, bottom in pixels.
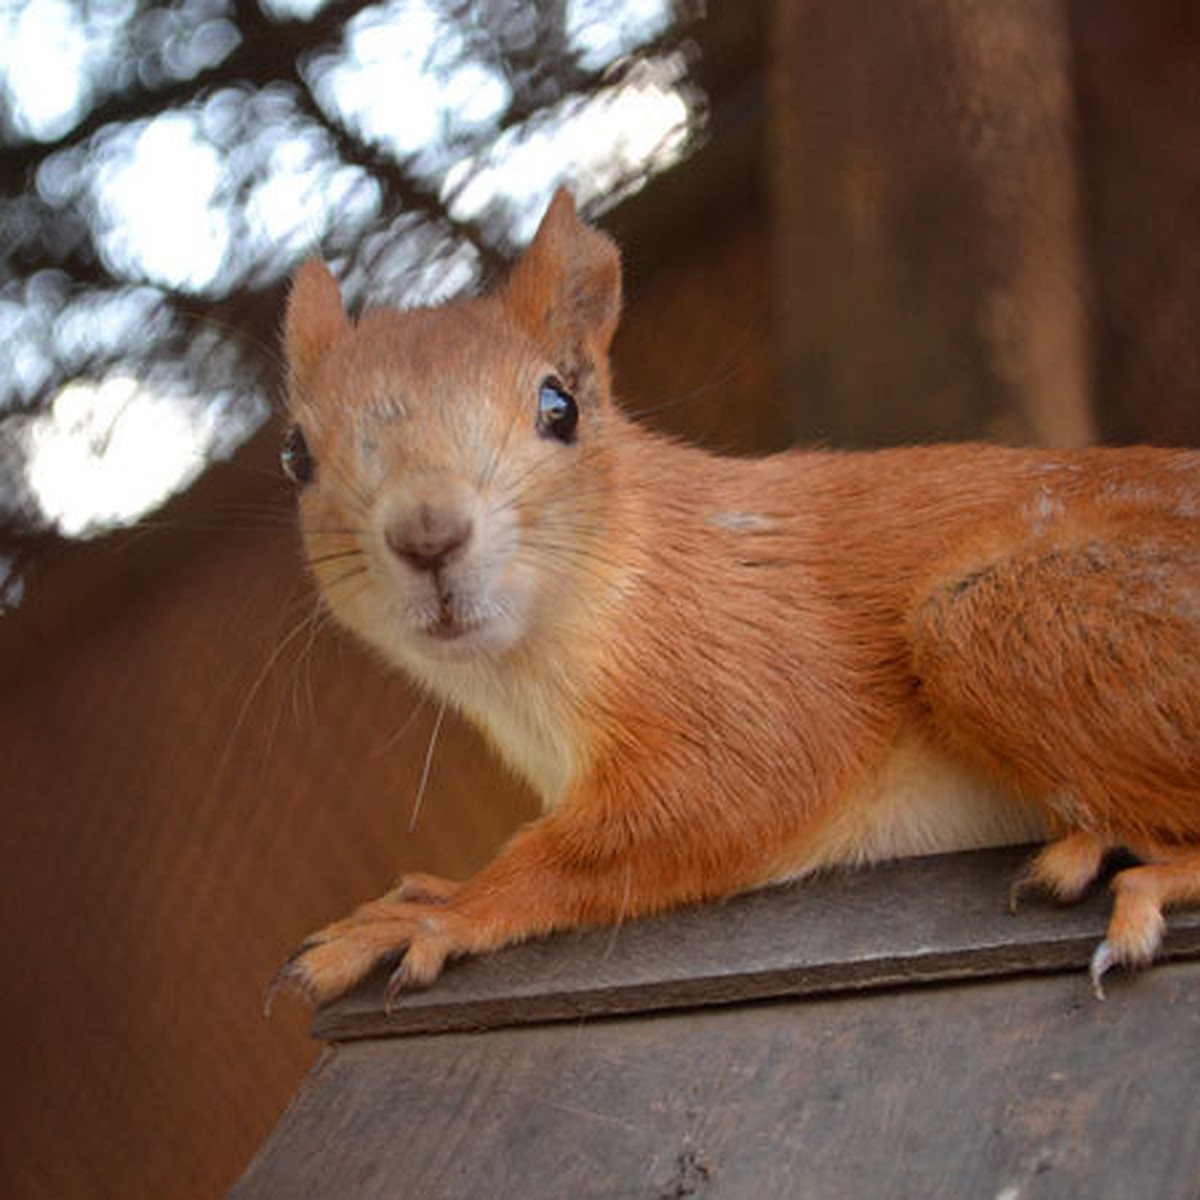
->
234, 961, 1200, 1200
313, 846, 1200, 1041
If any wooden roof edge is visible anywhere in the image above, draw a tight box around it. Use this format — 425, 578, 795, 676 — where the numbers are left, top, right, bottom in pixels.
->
312, 845, 1200, 1042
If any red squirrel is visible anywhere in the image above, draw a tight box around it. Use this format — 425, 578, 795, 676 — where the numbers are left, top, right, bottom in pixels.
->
271, 188, 1200, 1009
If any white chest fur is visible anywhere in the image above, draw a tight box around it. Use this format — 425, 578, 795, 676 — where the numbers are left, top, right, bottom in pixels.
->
413, 657, 580, 806
770, 732, 1048, 881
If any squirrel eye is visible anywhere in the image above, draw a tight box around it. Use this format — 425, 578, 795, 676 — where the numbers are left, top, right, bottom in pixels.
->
537, 377, 578, 444
281, 423, 315, 486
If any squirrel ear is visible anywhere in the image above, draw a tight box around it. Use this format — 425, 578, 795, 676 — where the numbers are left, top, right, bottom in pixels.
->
284, 260, 349, 401
502, 187, 623, 369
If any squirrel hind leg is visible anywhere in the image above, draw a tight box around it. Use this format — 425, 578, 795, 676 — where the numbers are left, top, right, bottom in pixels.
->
908, 540, 1200, 995
909, 536, 1200, 845
1092, 850, 1200, 998
1009, 830, 1113, 913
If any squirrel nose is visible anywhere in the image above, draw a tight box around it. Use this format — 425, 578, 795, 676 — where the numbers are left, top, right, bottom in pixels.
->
384, 503, 473, 574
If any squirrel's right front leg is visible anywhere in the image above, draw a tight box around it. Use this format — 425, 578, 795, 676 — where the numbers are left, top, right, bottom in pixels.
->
269, 788, 770, 1010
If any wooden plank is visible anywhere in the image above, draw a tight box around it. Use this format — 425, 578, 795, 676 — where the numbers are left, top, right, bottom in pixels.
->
233, 961, 1200, 1200
313, 846, 1200, 1041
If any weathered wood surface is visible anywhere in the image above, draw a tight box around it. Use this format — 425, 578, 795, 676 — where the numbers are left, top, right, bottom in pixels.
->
314, 846, 1200, 1041
233, 961, 1200, 1200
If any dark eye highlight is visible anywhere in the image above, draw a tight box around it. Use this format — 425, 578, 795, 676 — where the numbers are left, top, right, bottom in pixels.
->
281, 423, 315, 486
536, 377, 578, 444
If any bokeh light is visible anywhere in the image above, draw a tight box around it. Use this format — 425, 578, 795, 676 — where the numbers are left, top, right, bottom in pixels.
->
0, 0, 704, 571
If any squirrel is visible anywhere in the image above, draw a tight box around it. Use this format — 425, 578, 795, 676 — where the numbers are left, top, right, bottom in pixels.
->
269, 187, 1200, 1010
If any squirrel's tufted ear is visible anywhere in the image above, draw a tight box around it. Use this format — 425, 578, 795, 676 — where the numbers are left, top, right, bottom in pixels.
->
502, 187, 623, 373
284, 260, 349, 403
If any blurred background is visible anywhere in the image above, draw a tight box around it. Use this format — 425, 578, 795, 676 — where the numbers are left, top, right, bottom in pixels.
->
2, 1, 1198, 1196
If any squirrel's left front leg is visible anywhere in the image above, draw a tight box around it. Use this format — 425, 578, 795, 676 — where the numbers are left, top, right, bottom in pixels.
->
270, 790, 766, 1009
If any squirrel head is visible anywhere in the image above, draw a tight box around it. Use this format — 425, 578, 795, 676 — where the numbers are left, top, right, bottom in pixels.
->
280, 188, 629, 678
284, 187, 621, 420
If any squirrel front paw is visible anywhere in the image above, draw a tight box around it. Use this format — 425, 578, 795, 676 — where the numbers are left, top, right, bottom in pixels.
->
265, 892, 464, 1014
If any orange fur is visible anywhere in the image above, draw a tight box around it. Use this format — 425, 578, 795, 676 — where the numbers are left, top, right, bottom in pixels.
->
270, 188, 1200, 1009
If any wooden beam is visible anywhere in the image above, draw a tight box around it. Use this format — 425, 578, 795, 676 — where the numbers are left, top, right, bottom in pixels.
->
313, 845, 1200, 1041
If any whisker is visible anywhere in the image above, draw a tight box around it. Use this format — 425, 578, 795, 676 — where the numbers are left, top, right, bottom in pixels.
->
179, 306, 292, 380
625, 334, 759, 451
372, 690, 431, 756
306, 546, 368, 570
297, 523, 373, 539
322, 451, 375, 516
522, 536, 630, 577
206, 587, 324, 800
291, 598, 331, 728
409, 698, 448, 832
318, 562, 371, 597
479, 376, 538, 493
487, 442, 611, 507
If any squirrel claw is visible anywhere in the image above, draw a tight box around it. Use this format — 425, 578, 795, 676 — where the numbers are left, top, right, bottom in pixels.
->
263, 958, 313, 1018
1008, 870, 1036, 915
262, 935, 333, 1016
384, 958, 415, 1014
383, 938, 450, 1012
1011, 834, 1110, 917
1089, 939, 1116, 1001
